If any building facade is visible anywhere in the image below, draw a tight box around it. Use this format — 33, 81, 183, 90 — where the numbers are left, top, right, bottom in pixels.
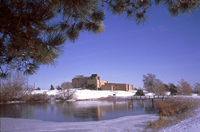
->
72, 74, 133, 91
72, 75, 90, 88
101, 83, 133, 91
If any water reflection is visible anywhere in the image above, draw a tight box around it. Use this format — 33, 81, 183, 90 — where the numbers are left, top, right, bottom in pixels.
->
0, 100, 158, 122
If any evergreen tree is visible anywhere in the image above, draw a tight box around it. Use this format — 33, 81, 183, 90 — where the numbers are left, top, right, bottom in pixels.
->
50, 85, 55, 90
36, 87, 41, 90
169, 83, 177, 95
193, 83, 200, 95
87, 84, 96, 90
1, 0, 199, 78
56, 86, 62, 90
135, 89, 145, 96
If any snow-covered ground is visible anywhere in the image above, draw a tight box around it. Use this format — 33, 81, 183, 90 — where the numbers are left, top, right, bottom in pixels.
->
31, 89, 138, 100
159, 107, 200, 132
1, 114, 159, 132
159, 95, 200, 132
30, 89, 170, 100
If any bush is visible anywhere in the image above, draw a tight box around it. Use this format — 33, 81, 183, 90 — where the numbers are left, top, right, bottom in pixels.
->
87, 84, 96, 90
149, 115, 168, 129
148, 97, 200, 131
193, 83, 200, 95
22, 93, 49, 102
56, 89, 76, 100
0, 92, 9, 103
134, 89, 145, 96
36, 87, 41, 90
156, 97, 199, 116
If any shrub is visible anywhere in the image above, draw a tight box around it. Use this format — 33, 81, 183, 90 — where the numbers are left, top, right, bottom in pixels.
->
87, 84, 96, 90
156, 97, 199, 116
149, 115, 168, 129
56, 86, 62, 90
56, 89, 76, 100
22, 93, 49, 102
148, 97, 200, 131
134, 89, 145, 96
36, 87, 41, 90
0, 92, 9, 103
193, 83, 200, 95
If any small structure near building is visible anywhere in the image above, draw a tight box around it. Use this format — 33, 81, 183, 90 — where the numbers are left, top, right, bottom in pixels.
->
101, 83, 133, 91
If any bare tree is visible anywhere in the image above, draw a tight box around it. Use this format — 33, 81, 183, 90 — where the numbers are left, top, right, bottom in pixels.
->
193, 83, 200, 95
143, 73, 167, 95
177, 79, 192, 95
0, 73, 33, 103
154, 80, 166, 95
57, 82, 76, 100
61, 82, 73, 89
143, 73, 157, 93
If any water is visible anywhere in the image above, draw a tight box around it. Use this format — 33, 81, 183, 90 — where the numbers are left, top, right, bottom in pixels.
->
0, 100, 158, 122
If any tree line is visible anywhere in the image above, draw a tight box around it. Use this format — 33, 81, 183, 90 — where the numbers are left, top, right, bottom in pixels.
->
142, 73, 200, 96
1, 72, 200, 103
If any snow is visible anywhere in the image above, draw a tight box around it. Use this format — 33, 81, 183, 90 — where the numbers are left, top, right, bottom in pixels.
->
159, 106, 200, 132
30, 89, 170, 100
159, 96, 200, 132
1, 114, 159, 132
31, 89, 137, 100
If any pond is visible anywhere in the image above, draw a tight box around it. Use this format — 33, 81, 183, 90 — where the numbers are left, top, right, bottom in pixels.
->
0, 100, 158, 122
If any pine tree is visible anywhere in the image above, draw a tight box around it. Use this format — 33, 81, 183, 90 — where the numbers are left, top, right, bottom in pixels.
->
36, 87, 41, 90
50, 85, 55, 90
1, 0, 199, 78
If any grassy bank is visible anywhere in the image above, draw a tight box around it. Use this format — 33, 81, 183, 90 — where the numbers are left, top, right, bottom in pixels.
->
147, 97, 200, 131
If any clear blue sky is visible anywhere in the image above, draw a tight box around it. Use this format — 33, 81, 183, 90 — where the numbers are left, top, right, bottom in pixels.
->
28, 5, 200, 90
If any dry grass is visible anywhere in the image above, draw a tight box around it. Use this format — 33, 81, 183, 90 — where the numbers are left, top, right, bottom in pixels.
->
147, 97, 200, 131
22, 93, 49, 102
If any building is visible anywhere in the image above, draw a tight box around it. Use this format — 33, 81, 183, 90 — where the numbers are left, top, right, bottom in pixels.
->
72, 74, 109, 89
72, 74, 133, 91
72, 75, 90, 88
101, 83, 133, 91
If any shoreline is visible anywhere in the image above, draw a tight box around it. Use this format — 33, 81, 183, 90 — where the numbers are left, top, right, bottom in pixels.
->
159, 106, 200, 132
1, 114, 159, 132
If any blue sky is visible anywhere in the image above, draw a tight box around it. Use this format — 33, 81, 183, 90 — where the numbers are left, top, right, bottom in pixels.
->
28, 5, 200, 90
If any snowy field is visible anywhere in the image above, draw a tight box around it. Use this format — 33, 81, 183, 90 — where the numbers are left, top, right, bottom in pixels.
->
31, 89, 138, 100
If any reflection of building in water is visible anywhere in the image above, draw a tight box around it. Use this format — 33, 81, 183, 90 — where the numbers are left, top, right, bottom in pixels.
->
73, 106, 105, 121
72, 74, 133, 91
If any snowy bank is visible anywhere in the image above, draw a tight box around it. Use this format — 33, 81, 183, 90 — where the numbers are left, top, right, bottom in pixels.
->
159, 106, 200, 132
159, 96, 200, 132
31, 89, 137, 100
1, 114, 159, 132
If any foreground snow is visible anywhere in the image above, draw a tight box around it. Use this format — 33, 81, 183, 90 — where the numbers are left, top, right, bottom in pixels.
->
158, 95, 200, 132
1, 114, 159, 132
159, 106, 200, 132
152, 95, 200, 132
